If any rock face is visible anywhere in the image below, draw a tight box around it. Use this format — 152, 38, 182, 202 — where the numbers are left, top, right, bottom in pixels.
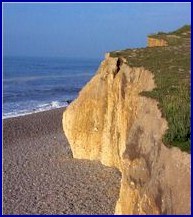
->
62, 56, 190, 214
148, 37, 168, 47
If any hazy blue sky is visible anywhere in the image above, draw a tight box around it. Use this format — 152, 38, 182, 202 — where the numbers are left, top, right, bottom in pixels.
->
3, 3, 191, 59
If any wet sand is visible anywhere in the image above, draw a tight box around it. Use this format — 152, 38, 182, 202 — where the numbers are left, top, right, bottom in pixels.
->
3, 108, 121, 214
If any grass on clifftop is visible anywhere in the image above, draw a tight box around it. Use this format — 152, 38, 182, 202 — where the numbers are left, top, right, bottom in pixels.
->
110, 25, 191, 153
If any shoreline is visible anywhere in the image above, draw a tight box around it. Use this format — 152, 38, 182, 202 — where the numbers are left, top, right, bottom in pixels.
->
3, 105, 68, 120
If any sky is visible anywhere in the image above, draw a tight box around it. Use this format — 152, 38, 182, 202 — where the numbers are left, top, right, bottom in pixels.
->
3, 3, 191, 59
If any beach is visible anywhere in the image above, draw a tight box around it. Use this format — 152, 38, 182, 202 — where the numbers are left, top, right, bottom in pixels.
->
3, 108, 121, 214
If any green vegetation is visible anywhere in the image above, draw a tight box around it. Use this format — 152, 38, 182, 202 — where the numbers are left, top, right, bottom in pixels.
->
149, 25, 191, 46
110, 25, 191, 153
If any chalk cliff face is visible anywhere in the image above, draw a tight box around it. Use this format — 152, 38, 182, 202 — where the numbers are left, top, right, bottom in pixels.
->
148, 37, 168, 47
62, 56, 190, 214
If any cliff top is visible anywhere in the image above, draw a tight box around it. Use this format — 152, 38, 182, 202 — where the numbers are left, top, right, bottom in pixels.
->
110, 25, 191, 152
148, 25, 191, 46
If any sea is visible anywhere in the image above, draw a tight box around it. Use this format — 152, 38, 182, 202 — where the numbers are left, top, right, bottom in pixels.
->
3, 56, 101, 119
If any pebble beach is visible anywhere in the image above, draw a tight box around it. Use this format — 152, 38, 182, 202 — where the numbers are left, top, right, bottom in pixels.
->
3, 108, 121, 214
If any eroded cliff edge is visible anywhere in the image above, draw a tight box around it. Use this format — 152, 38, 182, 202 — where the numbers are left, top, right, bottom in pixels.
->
62, 56, 190, 214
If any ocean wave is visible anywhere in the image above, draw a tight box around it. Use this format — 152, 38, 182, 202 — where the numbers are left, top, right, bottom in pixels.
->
3, 86, 80, 103
3, 100, 69, 119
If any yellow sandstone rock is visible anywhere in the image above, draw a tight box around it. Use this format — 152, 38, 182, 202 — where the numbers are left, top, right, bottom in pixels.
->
148, 37, 168, 47
62, 56, 190, 214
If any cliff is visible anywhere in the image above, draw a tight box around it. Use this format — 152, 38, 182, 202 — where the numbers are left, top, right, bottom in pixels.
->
62, 26, 191, 214
147, 37, 168, 47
